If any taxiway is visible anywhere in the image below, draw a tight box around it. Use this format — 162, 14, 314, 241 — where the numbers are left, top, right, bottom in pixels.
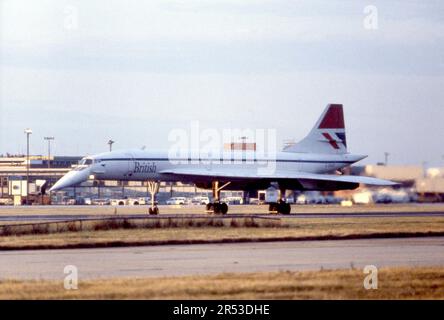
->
1, 237, 443, 280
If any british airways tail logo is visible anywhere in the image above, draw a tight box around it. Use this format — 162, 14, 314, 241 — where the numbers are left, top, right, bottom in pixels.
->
322, 132, 347, 149
335, 132, 347, 147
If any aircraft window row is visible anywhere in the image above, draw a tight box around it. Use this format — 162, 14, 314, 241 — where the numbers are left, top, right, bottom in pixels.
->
181, 158, 260, 162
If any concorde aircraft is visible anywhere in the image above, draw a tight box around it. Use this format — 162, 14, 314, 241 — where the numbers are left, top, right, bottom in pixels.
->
50, 104, 396, 214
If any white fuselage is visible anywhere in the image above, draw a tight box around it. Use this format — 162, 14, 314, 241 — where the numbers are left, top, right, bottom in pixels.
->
50, 149, 365, 191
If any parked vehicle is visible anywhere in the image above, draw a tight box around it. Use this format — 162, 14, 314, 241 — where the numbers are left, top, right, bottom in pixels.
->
285, 196, 295, 204
249, 198, 260, 205
375, 194, 392, 204
374, 188, 410, 204
295, 192, 326, 204
110, 197, 149, 206
191, 196, 210, 205
111, 198, 127, 206
0, 198, 13, 206
295, 194, 308, 204
352, 191, 374, 205
66, 198, 76, 205
92, 198, 111, 205
340, 200, 353, 207
221, 196, 243, 205
128, 197, 148, 205
166, 197, 188, 205
324, 195, 342, 204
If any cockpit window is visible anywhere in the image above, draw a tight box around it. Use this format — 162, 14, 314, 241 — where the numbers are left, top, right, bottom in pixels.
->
73, 157, 97, 171
79, 158, 94, 166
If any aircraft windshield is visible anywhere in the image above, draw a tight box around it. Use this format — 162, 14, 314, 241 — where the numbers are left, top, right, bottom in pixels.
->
73, 158, 94, 171
79, 158, 94, 166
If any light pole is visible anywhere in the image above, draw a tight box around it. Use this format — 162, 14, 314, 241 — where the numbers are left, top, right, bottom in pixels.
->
384, 152, 390, 166
24, 128, 32, 205
44, 137, 55, 169
108, 139, 115, 152
422, 161, 428, 178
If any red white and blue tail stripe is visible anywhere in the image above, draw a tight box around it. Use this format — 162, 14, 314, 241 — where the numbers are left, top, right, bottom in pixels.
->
283, 104, 348, 154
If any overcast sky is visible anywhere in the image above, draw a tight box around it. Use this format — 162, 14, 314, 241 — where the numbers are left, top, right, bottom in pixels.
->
1, 0, 443, 166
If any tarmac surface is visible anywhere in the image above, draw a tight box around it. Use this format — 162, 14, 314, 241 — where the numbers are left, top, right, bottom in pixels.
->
1, 237, 443, 280
1, 211, 444, 223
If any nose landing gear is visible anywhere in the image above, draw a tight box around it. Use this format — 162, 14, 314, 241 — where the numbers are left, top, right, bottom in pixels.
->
147, 181, 159, 215
148, 206, 159, 215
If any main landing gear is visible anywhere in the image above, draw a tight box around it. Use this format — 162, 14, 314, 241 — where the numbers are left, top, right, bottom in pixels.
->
268, 188, 291, 215
206, 202, 228, 214
147, 181, 159, 215
268, 200, 291, 215
206, 181, 230, 215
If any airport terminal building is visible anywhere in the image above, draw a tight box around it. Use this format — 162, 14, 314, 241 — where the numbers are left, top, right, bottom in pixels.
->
0, 155, 81, 205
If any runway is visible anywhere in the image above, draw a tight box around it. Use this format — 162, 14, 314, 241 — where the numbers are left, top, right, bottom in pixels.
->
1, 237, 443, 280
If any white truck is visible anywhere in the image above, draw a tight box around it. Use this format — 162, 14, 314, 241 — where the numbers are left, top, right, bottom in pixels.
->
220, 196, 243, 205
0, 198, 13, 206
110, 197, 148, 206
191, 196, 210, 205
165, 197, 189, 205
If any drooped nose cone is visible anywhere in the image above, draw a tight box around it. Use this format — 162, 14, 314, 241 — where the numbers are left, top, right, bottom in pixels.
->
49, 168, 90, 192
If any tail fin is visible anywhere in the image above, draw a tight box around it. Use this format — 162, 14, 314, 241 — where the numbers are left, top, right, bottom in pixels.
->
283, 104, 347, 154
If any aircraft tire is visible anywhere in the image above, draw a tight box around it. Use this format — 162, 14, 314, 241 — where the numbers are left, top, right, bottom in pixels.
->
206, 203, 213, 211
149, 206, 159, 215
220, 202, 228, 214
213, 203, 221, 214
268, 203, 278, 214
279, 203, 291, 215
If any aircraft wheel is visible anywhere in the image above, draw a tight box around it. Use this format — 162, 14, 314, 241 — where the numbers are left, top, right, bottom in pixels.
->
213, 203, 221, 214
268, 203, 278, 214
149, 206, 159, 215
280, 203, 291, 215
220, 202, 228, 215
206, 203, 213, 212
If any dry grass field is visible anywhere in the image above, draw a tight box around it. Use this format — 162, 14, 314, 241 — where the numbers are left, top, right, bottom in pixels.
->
0, 216, 443, 250
1, 266, 443, 299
